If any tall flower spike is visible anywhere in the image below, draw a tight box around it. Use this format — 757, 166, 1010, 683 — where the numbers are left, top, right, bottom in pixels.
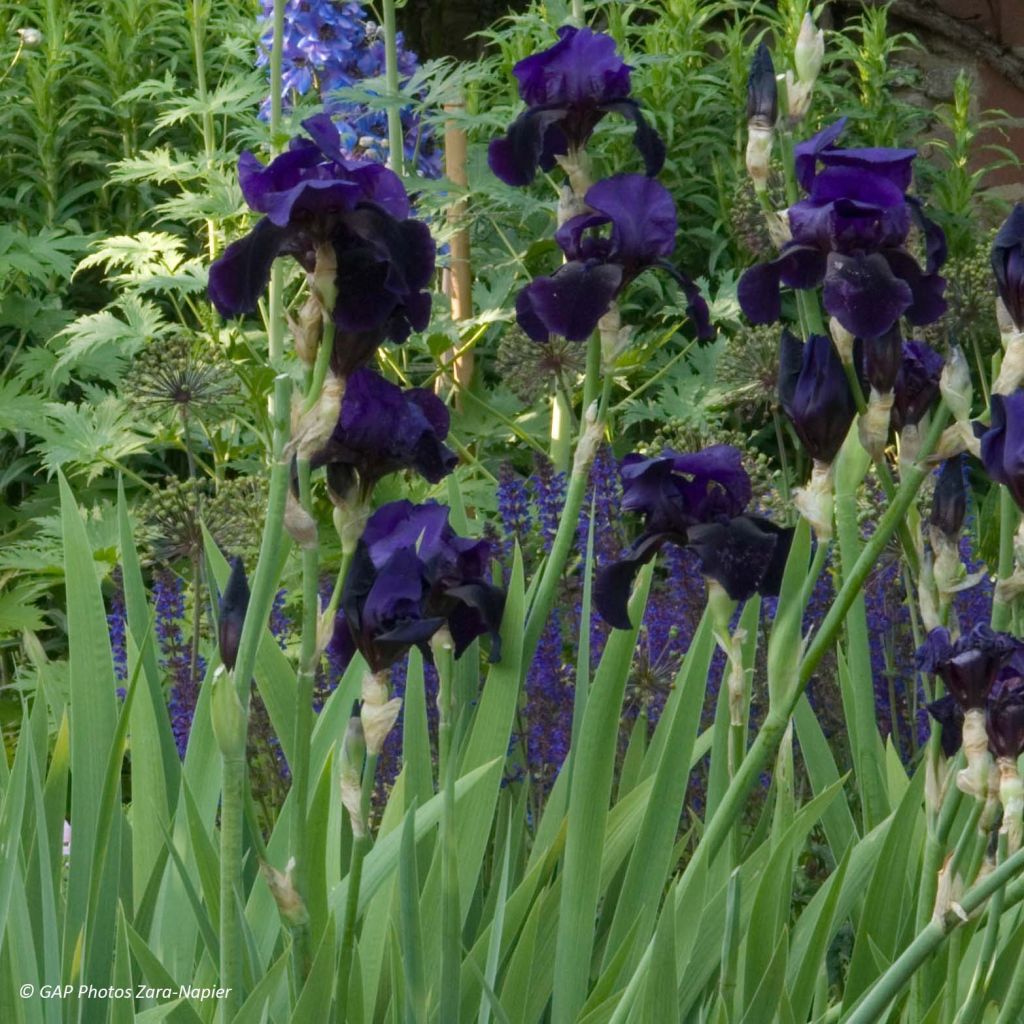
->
208, 115, 435, 376
738, 119, 946, 340
516, 174, 711, 344
487, 26, 664, 188
745, 43, 777, 194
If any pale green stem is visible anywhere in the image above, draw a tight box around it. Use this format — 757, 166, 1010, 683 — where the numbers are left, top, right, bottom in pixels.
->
218, 3, 291, 1015
189, 0, 217, 260
436, 640, 460, 1021
991, 487, 1018, 631
522, 331, 603, 667
337, 751, 378, 1022
219, 757, 245, 1022
381, 0, 404, 175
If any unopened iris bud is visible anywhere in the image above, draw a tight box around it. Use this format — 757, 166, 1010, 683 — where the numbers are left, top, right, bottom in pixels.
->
745, 43, 777, 193
778, 331, 856, 465
930, 458, 967, 538
793, 14, 825, 86
218, 557, 250, 672
746, 43, 778, 125
211, 666, 247, 758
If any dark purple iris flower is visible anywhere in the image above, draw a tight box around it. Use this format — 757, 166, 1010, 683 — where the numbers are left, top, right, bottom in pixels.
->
312, 368, 457, 500
929, 457, 967, 538
992, 204, 1024, 330
891, 340, 943, 431
595, 445, 792, 628
778, 331, 857, 464
987, 686, 1024, 760
218, 557, 250, 671
980, 391, 1024, 512
208, 114, 435, 375
328, 500, 505, 673
487, 26, 664, 187
916, 625, 1019, 710
925, 695, 965, 758
738, 119, 946, 339
515, 174, 711, 343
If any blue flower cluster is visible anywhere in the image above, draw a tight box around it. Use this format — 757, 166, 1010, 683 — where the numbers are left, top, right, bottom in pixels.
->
258, 0, 440, 177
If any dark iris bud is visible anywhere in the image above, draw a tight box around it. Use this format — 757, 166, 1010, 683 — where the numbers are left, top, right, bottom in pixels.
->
929, 457, 967, 538
991, 204, 1024, 331
987, 688, 1024, 760
926, 694, 965, 758
980, 392, 1024, 513
746, 43, 777, 127
916, 625, 1019, 710
863, 324, 903, 394
218, 557, 250, 671
892, 341, 944, 431
778, 330, 856, 464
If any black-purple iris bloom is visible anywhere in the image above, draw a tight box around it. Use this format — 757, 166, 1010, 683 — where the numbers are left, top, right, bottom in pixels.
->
487, 26, 664, 187
312, 368, 457, 500
992, 204, 1024, 330
328, 501, 505, 673
778, 331, 857, 463
595, 445, 792, 628
916, 625, 1019, 710
925, 696, 965, 758
980, 391, 1024, 512
738, 118, 947, 339
515, 174, 711, 344
208, 114, 435, 374
892, 340, 943, 431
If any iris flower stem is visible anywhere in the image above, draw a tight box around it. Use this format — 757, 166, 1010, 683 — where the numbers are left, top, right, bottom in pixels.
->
336, 752, 378, 1023
911, 751, 966, 1016
381, 0, 404, 177
188, 0, 217, 260
572, 0, 585, 26
289, 455, 319, 979
991, 487, 1018, 631
218, 5, 292, 1016
955, 832, 1008, 1024
219, 756, 245, 1023
522, 329, 604, 668
434, 636, 461, 1022
842, 841, 1024, 1024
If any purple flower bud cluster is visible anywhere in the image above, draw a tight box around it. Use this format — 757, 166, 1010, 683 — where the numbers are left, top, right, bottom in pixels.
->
257, 0, 440, 177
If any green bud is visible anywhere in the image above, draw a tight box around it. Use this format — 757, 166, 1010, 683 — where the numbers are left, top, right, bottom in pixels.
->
211, 667, 247, 759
